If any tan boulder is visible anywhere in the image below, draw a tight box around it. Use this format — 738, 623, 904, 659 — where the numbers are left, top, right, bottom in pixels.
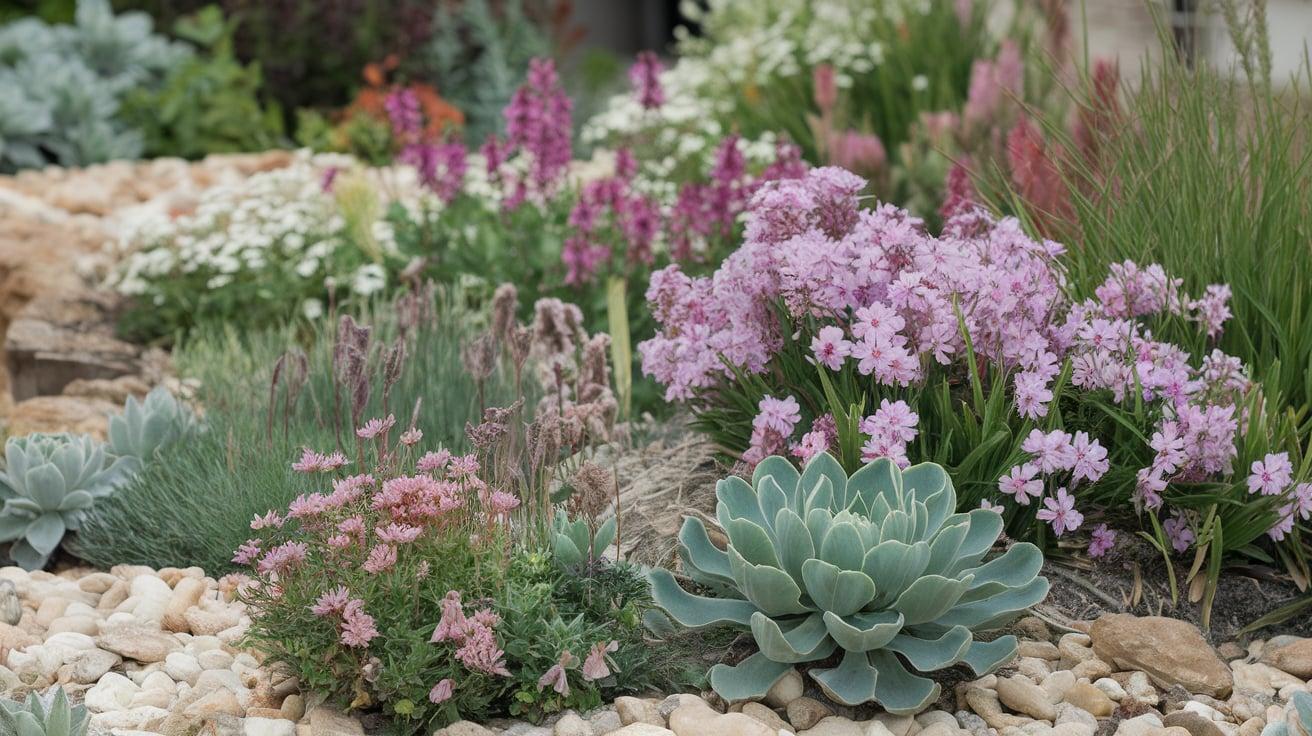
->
1090, 614, 1232, 697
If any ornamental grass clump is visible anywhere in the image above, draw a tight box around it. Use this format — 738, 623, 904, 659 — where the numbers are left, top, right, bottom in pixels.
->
638, 166, 1308, 615
651, 453, 1047, 711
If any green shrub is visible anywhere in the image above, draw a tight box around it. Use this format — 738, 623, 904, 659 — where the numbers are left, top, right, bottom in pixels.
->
651, 453, 1047, 711
110, 155, 398, 343
121, 5, 283, 159
72, 289, 521, 572
0, 0, 188, 170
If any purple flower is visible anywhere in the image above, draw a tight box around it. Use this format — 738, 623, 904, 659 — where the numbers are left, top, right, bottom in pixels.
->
1163, 512, 1194, 553
1087, 523, 1115, 557
999, 464, 1043, 505
581, 640, 618, 681
628, 51, 665, 109
503, 58, 573, 196
1036, 487, 1083, 536
1247, 452, 1293, 496
811, 326, 852, 370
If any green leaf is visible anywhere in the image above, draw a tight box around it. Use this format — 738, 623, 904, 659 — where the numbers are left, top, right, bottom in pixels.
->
821, 610, 903, 652
708, 652, 794, 703
22, 464, 67, 510
24, 513, 67, 556
749, 612, 834, 663
959, 635, 1019, 674
678, 517, 733, 583
647, 568, 758, 629
886, 626, 972, 671
870, 649, 941, 714
811, 649, 880, 706
801, 559, 876, 617
892, 575, 973, 625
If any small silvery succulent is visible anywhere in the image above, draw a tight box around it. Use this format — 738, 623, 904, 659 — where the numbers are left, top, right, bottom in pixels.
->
649, 453, 1049, 713
0, 688, 90, 736
1261, 691, 1311, 736
107, 386, 196, 467
551, 513, 617, 567
0, 433, 132, 570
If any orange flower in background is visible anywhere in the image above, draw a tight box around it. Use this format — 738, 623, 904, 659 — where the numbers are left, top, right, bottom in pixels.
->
345, 56, 464, 138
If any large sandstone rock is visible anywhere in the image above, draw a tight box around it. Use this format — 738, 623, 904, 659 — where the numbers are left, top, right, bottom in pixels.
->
1090, 614, 1232, 697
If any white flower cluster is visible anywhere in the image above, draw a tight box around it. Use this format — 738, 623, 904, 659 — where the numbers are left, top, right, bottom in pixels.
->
582, 0, 933, 176
109, 151, 398, 307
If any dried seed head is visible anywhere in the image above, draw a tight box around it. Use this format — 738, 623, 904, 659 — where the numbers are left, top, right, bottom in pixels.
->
570, 461, 614, 520
490, 283, 520, 344
461, 332, 498, 381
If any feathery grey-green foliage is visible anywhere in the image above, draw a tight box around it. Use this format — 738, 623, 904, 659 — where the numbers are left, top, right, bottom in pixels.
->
650, 453, 1048, 712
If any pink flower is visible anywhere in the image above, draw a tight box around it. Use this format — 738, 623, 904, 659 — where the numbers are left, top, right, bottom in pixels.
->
363, 544, 398, 574
754, 395, 801, 436
431, 591, 468, 643
232, 540, 261, 566
998, 464, 1043, 505
980, 499, 1005, 513
1036, 487, 1083, 536
428, 678, 454, 704
1021, 429, 1075, 474
1087, 523, 1115, 557
1163, 513, 1194, 553
1069, 431, 1109, 484
292, 449, 348, 473
400, 428, 423, 446
1247, 452, 1293, 496
357, 415, 397, 440
340, 599, 379, 647
863, 399, 919, 444
377, 523, 423, 545
418, 449, 452, 473
537, 650, 578, 696
791, 430, 831, 463
813, 63, 837, 112
250, 511, 283, 530
455, 622, 510, 676
581, 640, 618, 681
1014, 372, 1053, 419
256, 541, 308, 574
311, 586, 351, 617
811, 326, 852, 370
628, 51, 664, 110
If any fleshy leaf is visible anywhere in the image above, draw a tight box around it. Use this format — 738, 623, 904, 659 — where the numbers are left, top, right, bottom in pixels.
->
811, 649, 879, 706
709, 652, 794, 703
870, 649, 941, 714
750, 612, 834, 663
802, 559, 876, 617
821, 610, 903, 652
648, 568, 757, 629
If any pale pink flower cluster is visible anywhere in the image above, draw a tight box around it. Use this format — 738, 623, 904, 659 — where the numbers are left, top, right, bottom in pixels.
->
859, 399, 919, 467
292, 448, 349, 473
308, 586, 379, 648
430, 591, 510, 677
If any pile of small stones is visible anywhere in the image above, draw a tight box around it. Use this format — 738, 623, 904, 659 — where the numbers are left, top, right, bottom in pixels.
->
0, 564, 365, 736
436, 614, 1312, 736
3, 562, 1310, 736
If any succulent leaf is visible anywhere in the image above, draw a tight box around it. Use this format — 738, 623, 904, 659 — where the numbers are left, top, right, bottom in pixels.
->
650, 452, 1047, 710
708, 652, 794, 702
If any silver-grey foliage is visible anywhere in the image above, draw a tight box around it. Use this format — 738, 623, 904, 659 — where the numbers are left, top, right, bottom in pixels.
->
0, 0, 190, 171
650, 453, 1049, 713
